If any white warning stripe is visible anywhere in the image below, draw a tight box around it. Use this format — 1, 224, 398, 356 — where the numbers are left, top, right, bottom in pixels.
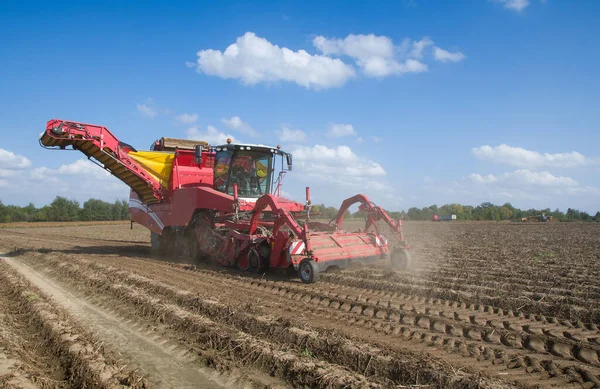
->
289, 240, 305, 255
375, 234, 388, 247
129, 198, 165, 230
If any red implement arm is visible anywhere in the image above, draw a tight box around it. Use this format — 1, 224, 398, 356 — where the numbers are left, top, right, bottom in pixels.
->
40, 119, 167, 204
334, 194, 406, 244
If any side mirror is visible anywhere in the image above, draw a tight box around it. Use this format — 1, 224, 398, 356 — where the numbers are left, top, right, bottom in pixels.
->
195, 145, 203, 165
286, 153, 292, 171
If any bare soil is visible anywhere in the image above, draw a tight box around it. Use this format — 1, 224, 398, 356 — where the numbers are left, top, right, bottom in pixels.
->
0, 221, 599, 388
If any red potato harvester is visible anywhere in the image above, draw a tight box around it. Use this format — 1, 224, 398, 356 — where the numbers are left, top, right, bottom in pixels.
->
40, 119, 411, 283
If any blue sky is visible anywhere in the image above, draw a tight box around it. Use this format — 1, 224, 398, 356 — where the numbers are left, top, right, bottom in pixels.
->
0, 0, 598, 212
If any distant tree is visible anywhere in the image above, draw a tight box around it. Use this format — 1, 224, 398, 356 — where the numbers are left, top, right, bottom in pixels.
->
500, 206, 513, 220
81, 199, 113, 221
46, 196, 81, 221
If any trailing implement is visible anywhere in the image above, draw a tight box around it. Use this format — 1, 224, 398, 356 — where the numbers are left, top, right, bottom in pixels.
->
40, 119, 410, 283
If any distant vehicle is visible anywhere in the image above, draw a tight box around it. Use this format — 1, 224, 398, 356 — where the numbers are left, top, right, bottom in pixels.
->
521, 214, 555, 222
432, 214, 457, 222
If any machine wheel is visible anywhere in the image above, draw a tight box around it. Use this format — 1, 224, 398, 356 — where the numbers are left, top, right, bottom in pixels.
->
248, 248, 262, 273
298, 259, 319, 284
390, 248, 411, 270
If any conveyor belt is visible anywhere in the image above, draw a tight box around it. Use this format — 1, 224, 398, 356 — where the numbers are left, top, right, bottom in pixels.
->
40, 132, 159, 204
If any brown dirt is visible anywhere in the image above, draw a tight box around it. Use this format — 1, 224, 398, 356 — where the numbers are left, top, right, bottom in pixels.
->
0, 221, 599, 388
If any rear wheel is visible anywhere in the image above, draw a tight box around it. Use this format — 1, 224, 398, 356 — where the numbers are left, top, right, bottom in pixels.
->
298, 259, 319, 284
390, 248, 411, 270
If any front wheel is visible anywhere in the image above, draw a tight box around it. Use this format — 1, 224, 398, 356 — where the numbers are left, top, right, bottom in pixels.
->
298, 259, 319, 284
390, 248, 411, 270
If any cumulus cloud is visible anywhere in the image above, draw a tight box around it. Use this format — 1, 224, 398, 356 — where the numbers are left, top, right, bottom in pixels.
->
221, 116, 258, 136
371, 136, 383, 142
0, 168, 17, 178
136, 103, 158, 118
472, 144, 594, 168
468, 173, 498, 184
433, 47, 466, 63
186, 126, 235, 145
292, 144, 386, 179
290, 144, 397, 203
409, 37, 434, 59
189, 32, 463, 88
0, 148, 32, 169
175, 113, 198, 124
468, 169, 578, 187
30, 159, 111, 180
275, 126, 307, 143
327, 123, 357, 137
494, 0, 529, 12
313, 34, 430, 77
189, 32, 356, 90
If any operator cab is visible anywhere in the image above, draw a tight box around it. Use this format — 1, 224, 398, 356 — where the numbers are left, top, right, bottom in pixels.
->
212, 139, 292, 199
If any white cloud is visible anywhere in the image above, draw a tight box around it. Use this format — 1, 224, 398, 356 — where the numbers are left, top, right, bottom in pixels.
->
12, 159, 130, 206
189, 32, 356, 90
30, 159, 111, 180
0, 168, 17, 178
275, 126, 307, 143
494, 0, 529, 12
371, 136, 383, 142
468, 173, 498, 184
472, 144, 594, 168
409, 37, 434, 59
468, 169, 578, 187
290, 144, 397, 205
563, 186, 600, 196
136, 103, 158, 118
292, 145, 386, 178
433, 47, 466, 63
175, 113, 198, 124
0, 148, 31, 169
356, 137, 364, 143
186, 126, 235, 145
327, 123, 357, 137
313, 34, 430, 77
221, 116, 258, 136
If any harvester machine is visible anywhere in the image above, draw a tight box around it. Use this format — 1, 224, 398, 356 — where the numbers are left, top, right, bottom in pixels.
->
40, 119, 410, 283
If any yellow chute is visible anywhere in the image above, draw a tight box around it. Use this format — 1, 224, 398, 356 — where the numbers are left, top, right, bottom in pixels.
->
128, 151, 175, 189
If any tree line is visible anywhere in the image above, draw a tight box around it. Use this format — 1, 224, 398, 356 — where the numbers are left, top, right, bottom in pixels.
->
1, 197, 598, 223
311, 202, 600, 222
0, 197, 129, 223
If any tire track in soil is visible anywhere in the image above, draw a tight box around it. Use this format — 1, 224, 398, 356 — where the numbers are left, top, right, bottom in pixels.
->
28, 251, 600, 389
13, 252, 394, 389
0, 259, 145, 389
322, 272, 600, 325
1, 255, 235, 389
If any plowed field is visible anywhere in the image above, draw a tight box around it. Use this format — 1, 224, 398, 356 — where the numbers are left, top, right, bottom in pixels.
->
1, 221, 599, 389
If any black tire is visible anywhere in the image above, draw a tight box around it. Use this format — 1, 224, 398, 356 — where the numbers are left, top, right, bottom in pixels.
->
390, 248, 411, 270
298, 259, 319, 284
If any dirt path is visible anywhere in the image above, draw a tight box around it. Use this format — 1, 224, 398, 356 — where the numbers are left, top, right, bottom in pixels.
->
2, 255, 231, 389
